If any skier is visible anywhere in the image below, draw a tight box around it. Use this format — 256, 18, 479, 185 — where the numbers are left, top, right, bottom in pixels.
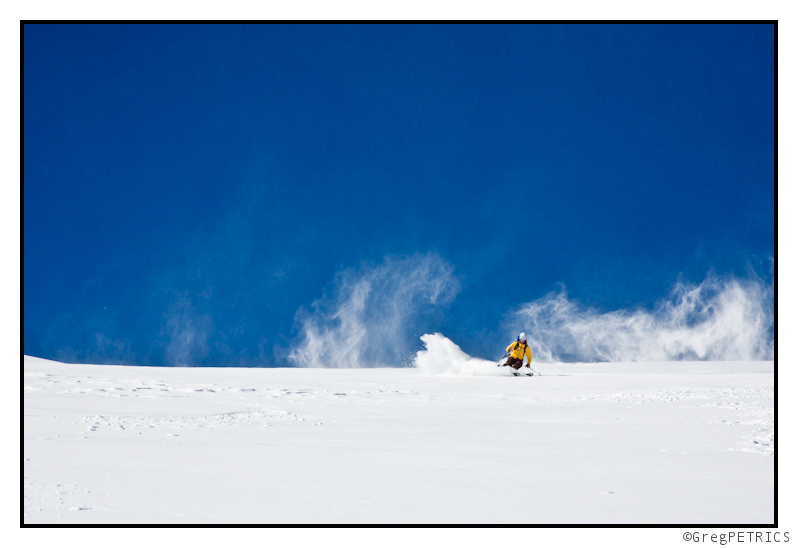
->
502, 333, 532, 371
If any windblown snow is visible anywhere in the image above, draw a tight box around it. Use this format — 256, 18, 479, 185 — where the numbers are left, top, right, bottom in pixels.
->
24, 342, 774, 525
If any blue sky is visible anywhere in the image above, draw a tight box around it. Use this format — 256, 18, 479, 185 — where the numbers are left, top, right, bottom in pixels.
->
24, 24, 774, 366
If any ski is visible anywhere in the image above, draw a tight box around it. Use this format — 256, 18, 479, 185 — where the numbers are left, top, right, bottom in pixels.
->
498, 352, 539, 376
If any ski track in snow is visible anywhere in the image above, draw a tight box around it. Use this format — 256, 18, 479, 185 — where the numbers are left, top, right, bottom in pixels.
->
567, 386, 775, 456
79, 404, 304, 433
23, 356, 774, 524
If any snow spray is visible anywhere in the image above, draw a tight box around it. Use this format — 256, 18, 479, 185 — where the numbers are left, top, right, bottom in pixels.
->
413, 333, 503, 376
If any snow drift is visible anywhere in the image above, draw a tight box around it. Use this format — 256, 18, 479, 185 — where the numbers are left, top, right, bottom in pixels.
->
509, 273, 773, 363
288, 253, 459, 368
289, 254, 772, 368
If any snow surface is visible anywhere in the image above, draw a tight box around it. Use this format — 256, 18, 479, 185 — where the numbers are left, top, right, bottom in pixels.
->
23, 342, 774, 525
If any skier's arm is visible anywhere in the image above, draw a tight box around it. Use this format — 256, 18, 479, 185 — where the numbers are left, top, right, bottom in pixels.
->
525, 345, 532, 365
506, 343, 515, 353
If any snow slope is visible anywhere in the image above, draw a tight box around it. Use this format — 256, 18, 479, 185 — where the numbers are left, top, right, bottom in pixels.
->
23, 352, 774, 524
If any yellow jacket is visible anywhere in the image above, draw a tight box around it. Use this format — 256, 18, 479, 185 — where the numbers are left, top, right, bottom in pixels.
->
506, 341, 531, 364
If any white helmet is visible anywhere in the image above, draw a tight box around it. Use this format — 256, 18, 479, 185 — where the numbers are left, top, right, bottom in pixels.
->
518, 332, 526, 341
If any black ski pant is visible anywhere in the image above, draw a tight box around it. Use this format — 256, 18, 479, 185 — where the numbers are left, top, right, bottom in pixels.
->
505, 356, 524, 370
